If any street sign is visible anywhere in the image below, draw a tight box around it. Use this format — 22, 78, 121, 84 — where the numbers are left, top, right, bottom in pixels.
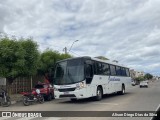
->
0, 77, 6, 85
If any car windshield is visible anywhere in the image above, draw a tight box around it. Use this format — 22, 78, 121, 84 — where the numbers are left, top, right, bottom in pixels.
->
34, 84, 44, 88
54, 58, 84, 85
141, 81, 147, 84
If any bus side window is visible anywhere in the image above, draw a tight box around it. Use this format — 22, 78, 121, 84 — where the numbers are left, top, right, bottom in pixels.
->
95, 62, 103, 75
102, 63, 110, 75
126, 68, 130, 77
121, 67, 127, 76
116, 66, 121, 76
110, 65, 116, 76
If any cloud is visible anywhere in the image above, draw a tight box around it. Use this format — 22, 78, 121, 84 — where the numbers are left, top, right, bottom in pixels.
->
0, 0, 160, 75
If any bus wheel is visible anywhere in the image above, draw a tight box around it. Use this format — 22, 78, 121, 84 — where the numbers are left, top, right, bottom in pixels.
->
95, 87, 103, 101
70, 98, 77, 102
119, 85, 125, 95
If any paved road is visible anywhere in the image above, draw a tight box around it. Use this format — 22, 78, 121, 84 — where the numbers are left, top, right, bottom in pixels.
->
0, 80, 160, 120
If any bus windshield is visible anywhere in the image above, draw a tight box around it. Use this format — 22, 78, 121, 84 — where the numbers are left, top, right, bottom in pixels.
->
54, 58, 84, 85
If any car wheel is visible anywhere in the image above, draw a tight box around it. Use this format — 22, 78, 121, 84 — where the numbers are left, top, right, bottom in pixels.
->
51, 93, 55, 99
47, 94, 52, 101
39, 95, 44, 104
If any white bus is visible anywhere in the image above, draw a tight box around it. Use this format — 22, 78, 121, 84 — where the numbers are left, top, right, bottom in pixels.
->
53, 56, 131, 101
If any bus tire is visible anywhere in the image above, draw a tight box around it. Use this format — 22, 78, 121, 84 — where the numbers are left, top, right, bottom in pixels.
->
95, 87, 103, 101
119, 85, 125, 95
70, 98, 77, 102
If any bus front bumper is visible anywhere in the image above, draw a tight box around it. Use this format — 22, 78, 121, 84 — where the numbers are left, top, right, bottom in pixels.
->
54, 88, 89, 99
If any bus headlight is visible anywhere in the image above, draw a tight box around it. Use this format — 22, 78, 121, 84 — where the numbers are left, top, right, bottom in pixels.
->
76, 82, 86, 90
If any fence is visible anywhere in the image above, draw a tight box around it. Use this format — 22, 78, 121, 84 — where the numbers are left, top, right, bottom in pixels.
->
4, 75, 44, 94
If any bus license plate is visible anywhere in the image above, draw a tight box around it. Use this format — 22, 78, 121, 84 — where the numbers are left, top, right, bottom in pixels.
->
64, 92, 69, 94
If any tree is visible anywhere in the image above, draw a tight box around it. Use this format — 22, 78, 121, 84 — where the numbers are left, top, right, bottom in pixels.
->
144, 73, 153, 80
19, 38, 39, 76
60, 53, 72, 60
135, 76, 145, 81
95, 56, 109, 60
37, 49, 61, 76
37, 49, 72, 75
0, 37, 39, 84
37, 49, 72, 83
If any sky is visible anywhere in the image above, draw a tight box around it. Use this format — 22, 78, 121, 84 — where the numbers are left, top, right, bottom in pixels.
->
0, 0, 160, 75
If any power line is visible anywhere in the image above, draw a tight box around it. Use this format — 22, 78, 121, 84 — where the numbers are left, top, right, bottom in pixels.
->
69, 50, 81, 57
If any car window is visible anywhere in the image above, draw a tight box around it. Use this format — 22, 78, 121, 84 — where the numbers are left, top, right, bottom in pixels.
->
43, 85, 48, 88
34, 84, 44, 88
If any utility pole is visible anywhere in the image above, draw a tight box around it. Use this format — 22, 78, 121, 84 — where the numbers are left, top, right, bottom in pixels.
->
63, 40, 79, 54
63, 47, 67, 54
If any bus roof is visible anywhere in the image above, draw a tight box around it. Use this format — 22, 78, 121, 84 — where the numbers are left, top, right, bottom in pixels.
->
56, 56, 129, 69
91, 57, 128, 68
56, 56, 90, 63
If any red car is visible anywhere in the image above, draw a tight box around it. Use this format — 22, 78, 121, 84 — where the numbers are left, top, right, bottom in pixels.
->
33, 83, 54, 101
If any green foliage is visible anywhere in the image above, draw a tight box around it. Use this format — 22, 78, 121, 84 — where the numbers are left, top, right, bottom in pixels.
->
0, 37, 39, 83
0, 36, 72, 83
37, 49, 72, 75
95, 56, 109, 60
144, 73, 153, 80
37, 49, 60, 75
135, 76, 145, 81
19, 38, 39, 75
60, 53, 72, 60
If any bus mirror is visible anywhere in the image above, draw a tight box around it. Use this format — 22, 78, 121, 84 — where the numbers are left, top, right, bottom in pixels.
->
85, 64, 93, 78
85, 64, 93, 84
86, 65, 90, 77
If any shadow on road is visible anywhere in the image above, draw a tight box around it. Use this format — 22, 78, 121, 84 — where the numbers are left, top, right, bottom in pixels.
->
58, 92, 133, 104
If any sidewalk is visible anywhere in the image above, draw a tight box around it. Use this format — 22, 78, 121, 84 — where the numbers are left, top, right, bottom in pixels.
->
10, 94, 22, 104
